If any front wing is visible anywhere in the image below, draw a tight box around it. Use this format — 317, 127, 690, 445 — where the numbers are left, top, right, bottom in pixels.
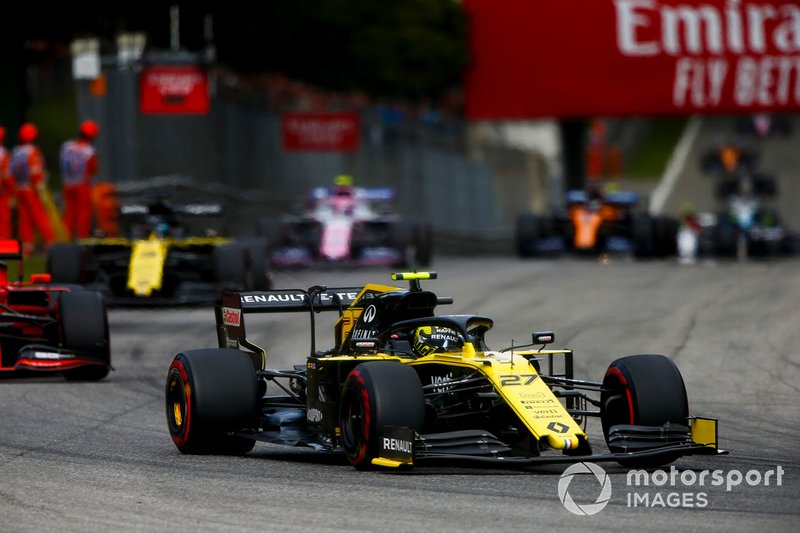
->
2, 344, 110, 374
372, 419, 726, 469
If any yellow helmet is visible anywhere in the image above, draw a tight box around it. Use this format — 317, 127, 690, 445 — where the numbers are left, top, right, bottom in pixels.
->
334, 174, 353, 187
412, 325, 464, 357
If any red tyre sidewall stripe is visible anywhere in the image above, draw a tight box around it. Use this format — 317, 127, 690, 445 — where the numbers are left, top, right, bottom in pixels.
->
169, 358, 192, 448
352, 370, 371, 465
606, 365, 635, 425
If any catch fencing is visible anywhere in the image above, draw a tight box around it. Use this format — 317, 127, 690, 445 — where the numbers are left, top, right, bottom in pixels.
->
74, 61, 545, 254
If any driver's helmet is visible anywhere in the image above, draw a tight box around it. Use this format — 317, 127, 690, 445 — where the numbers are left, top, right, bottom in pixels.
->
141, 215, 169, 237
333, 174, 355, 197
412, 325, 464, 357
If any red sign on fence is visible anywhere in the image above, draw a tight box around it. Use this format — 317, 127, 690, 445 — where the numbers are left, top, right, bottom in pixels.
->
281, 112, 360, 151
463, 0, 800, 119
140, 65, 209, 115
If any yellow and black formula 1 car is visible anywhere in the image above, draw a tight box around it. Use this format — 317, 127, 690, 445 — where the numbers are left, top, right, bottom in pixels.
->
165, 272, 725, 470
46, 200, 271, 306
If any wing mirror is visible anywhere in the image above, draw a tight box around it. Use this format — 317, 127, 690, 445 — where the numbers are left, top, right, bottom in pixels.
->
532, 331, 555, 345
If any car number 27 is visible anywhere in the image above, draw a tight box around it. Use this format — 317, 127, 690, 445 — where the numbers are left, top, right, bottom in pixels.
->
499, 374, 538, 386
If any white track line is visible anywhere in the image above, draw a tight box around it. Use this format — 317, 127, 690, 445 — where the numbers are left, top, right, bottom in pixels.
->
649, 115, 703, 215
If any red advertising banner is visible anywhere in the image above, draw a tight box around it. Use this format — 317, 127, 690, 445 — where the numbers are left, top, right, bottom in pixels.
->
463, 0, 800, 119
140, 65, 209, 114
281, 112, 360, 151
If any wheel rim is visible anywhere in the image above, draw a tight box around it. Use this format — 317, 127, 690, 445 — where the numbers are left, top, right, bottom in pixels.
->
173, 401, 183, 427
166, 370, 189, 438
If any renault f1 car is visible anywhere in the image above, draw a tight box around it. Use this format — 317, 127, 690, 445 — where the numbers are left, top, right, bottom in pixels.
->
261, 183, 432, 269
516, 189, 677, 259
165, 271, 724, 470
0, 240, 111, 380
46, 199, 272, 306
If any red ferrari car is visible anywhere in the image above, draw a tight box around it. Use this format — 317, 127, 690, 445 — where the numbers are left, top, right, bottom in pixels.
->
0, 240, 111, 380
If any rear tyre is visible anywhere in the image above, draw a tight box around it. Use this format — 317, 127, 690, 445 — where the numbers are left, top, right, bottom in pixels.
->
601, 354, 688, 467
240, 238, 272, 290
213, 243, 247, 289
59, 290, 111, 381
386, 223, 413, 267
632, 214, 654, 258
713, 218, 738, 256
339, 361, 425, 470
257, 217, 281, 243
516, 214, 541, 257
47, 244, 85, 284
715, 178, 739, 199
165, 349, 258, 455
653, 215, 679, 257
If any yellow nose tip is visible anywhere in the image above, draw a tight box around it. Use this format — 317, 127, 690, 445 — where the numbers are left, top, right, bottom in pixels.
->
546, 434, 579, 450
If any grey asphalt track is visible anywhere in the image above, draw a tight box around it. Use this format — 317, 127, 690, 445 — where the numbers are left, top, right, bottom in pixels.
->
1, 256, 798, 532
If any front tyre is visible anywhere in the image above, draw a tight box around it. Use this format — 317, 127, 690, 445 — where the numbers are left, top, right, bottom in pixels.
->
60, 289, 111, 381
601, 354, 688, 467
165, 349, 258, 455
339, 361, 424, 470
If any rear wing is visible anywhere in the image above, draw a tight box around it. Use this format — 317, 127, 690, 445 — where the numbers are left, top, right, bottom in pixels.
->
309, 186, 395, 202
215, 287, 364, 365
120, 203, 223, 217
565, 189, 639, 206
215, 272, 440, 368
236, 287, 363, 313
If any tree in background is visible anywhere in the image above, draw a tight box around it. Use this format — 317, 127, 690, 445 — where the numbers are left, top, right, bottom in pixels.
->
211, 0, 469, 104
9, 1, 469, 111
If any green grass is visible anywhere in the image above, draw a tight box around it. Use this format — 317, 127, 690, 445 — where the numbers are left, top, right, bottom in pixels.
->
29, 89, 79, 190
625, 118, 688, 180
4, 255, 46, 281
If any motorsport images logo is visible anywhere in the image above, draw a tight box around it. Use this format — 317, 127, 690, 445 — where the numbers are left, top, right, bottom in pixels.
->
558, 462, 785, 514
558, 462, 612, 516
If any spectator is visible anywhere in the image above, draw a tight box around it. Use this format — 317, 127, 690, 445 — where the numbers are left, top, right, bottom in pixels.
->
9, 122, 55, 255
60, 119, 100, 239
0, 127, 14, 239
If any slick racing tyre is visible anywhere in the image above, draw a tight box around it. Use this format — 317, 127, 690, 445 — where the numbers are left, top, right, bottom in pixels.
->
713, 219, 738, 257
386, 222, 413, 266
166, 349, 258, 455
632, 214, 655, 258
240, 238, 272, 290
60, 289, 110, 381
339, 361, 425, 470
516, 214, 541, 257
47, 244, 85, 284
653, 215, 679, 257
601, 354, 688, 466
213, 243, 247, 289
